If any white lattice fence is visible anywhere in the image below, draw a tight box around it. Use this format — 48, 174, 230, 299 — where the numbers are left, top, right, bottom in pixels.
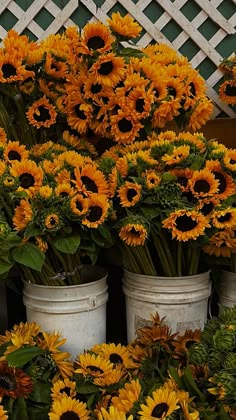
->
0, 0, 235, 117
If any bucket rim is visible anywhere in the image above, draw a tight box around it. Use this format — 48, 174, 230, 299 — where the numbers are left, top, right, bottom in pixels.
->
123, 269, 211, 281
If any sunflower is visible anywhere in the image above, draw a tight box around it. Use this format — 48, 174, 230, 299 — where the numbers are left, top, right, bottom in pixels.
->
10, 159, 43, 195
35, 236, 48, 253
111, 379, 141, 413
79, 21, 114, 55
162, 209, 210, 242
91, 343, 135, 369
0, 128, 7, 145
116, 157, 129, 177
108, 167, 118, 198
173, 329, 202, 358
0, 52, 29, 83
0, 321, 40, 348
38, 332, 74, 379
176, 132, 206, 152
38, 185, 53, 198
107, 11, 142, 39
119, 223, 148, 246
143, 170, 161, 189
169, 168, 193, 192
205, 160, 236, 200
203, 230, 236, 258
188, 169, 219, 198
66, 96, 93, 134
89, 53, 125, 87
219, 80, 236, 105
62, 130, 97, 157
137, 324, 176, 351
3, 141, 29, 162
74, 164, 108, 196
127, 86, 155, 119
211, 208, 236, 229
44, 52, 68, 79
97, 406, 133, 420
94, 367, 126, 387
139, 387, 179, 419
51, 378, 77, 401
82, 193, 109, 228
74, 353, 113, 377
13, 199, 33, 231
187, 97, 214, 132
223, 149, 236, 171
42, 212, 62, 232
70, 193, 89, 216
162, 145, 190, 166
26, 96, 57, 129
0, 404, 8, 420
0, 361, 33, 398
55, 183, 75, 198
118, 182, 142, 207
49, 396, 90, 420
196, 197, 219, 217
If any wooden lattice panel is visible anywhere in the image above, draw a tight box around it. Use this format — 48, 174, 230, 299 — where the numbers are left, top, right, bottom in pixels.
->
0, 0, 235, 117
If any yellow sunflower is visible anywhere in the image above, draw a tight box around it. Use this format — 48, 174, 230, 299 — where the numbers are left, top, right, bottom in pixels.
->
143, 170, 161, 189
74, 352, 113, 377
219, 80, 236, 105
97, 406, 133, 420
211, 208, 236, 229
91, 342, 136, 369
223, 149, 236, 172
187, 97, 214, 131
51, 378, 77, 401
94, 367, 126, 387
10, 159, 43, 195
189, 169, 219, 198
55, 183, 75, 198
35, 236, 48, 253
26, 96, 57, 129
0, 52, 29, 83
0, 404, 8, 420
3, 141, 29, 162
111, 379, 141, 413
0, 362, 33, 398
44, 52, 68, 79
139, 388, 179, 419
70, 194, 89, 216
116, 156, 129, 177
203, 230, 236, 258
38, 185, 53, 198
162, 145, 190, 166
162, 209, 210, 242
82, 193, 109, 228
118, 182, 142, 207
43, 213, 61, 231
205, 159, 236, 200
49, 396, 90, 420
74, 164, 108, 196
38, 332, 74, 379
89, 53, 125, 87
0, 128, 7, 145
127, 85, 154, 119
169, 168, 193, 192
119, 223, 148, 246
79, 21, 114, 55
66, 96, 93, 134
107, 11, 142, 39
13, 199, 33, 231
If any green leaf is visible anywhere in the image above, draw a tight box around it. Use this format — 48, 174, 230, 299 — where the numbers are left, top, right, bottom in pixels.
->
0, 256, 13, 275
12, 243, 45, 272
24, 224, 42, 239
6, 345, 45, 367
97, 225, 114, 246
118, 47, 146, 58
182, 365, 206, 402
168, 366, 185, 389
12, 397, 28, 420
0, 341, 11, 356
77, 383, 99, 394
53, 234, 80, 254
29, 380, 51, 404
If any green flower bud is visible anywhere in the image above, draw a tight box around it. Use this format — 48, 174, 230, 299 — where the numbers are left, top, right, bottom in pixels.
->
213, 330, 235, 352
189, 343, 208, 365
208, 349, 224, 371
223, 353, 236, 370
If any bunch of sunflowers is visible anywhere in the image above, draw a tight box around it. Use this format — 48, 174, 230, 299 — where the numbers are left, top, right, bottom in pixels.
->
0, 321, 74, 420
0, 13, 213, 151
0, 128, 114, 285
99, 130, 236, 276
46, 307, 235, 420
218, 52, 236, 106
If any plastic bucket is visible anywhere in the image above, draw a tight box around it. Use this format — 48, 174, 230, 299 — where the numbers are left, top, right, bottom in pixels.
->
122, 270, 211, 341
219, 270, 236, 307
23, 266, 108, 360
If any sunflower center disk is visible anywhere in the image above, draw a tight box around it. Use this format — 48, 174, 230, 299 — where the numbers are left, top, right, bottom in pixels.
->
19, 173, 35, 188
98, 61, 113, 76
225, 84, 236, 96
87, 365, 104, 374
136, 98, 145, 112
0, 373, 16, 391
87, 36, 105, 50
152, 402, 169, 418
87, 206, 103, 222
91, 83, 102, 94
33, 106, 50, 122
75, 105, 87, 120
2, 63, 17, 78
118, 118, 133, 133
213, 172, 226, 193
8, 150, 21, 161
81, 176, 98, 193
194, 179, 210, 193
217, 212, 231, 223
175, 214, 198, 232
127, 189, 137, 202
109, 353, 123, 364
60, 411, 80, 420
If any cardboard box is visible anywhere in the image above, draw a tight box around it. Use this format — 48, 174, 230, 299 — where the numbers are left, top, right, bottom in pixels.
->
201, 118, 236, 148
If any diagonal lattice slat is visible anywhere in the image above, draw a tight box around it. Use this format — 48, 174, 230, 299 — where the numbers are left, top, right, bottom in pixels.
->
0, 0, 235, 118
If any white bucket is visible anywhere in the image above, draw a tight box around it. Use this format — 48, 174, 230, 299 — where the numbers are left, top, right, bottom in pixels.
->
219, 270, 236, 307
23, 266, 108, 360
123, 270, 211, 341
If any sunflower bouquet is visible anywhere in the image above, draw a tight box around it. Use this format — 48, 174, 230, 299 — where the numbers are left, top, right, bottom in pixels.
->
44, 308, 236, 420
0, 13, 213, 153
99, 130, 236, 277
0, 128, 114, 286
0, 320, 74, 420
218, 52, 236, 106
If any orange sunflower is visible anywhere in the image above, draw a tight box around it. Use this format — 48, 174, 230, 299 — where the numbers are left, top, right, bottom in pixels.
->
82, 193, 110, 228
26, 96, 57, 129
13, 199, 33, 230
162, 209, 210, 242
10, 159, 43, 195
107, 11, 142, 39
119, 223, 148, 246
0, 361, 33, 398
89, 53, 125, 87
79, 21, 115, 55
117, 182, 142, 207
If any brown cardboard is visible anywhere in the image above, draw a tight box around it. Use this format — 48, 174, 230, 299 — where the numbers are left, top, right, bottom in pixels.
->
201, 118, 236, 148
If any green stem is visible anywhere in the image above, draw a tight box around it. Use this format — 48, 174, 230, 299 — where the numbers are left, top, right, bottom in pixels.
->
177, 241, 182, 276
13, 93, 37, 146
0, 100, 18, 140
230, 254, 236, 272
134, 244, 157, 275
188, 247, 200, 275
122, 245, 143, 273
152, 233, 177, 276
